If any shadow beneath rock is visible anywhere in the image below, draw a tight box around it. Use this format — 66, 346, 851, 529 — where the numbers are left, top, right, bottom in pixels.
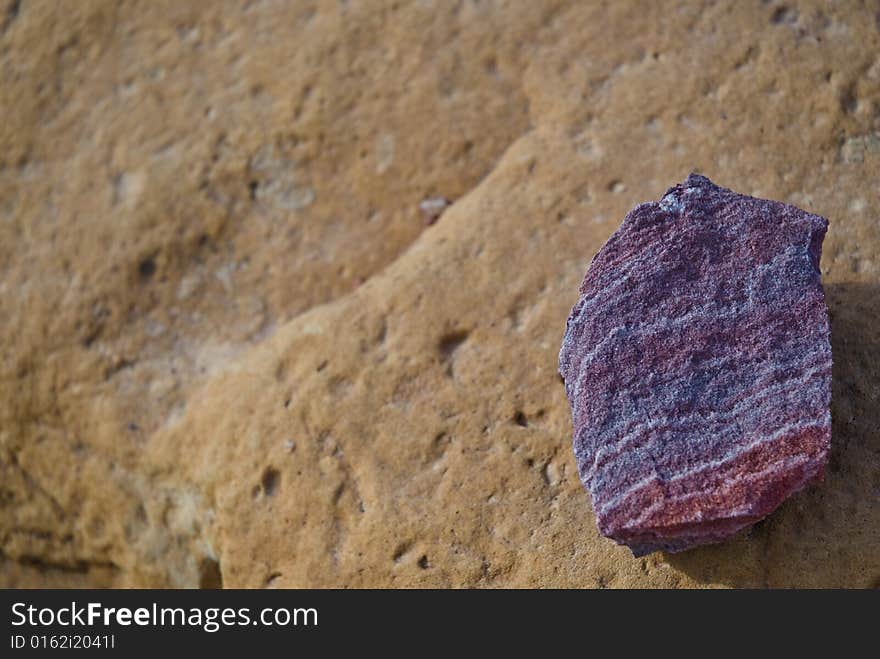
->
667, 282, 880, 588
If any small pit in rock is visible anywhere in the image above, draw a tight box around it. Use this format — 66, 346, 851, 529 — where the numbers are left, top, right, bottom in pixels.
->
260, 467, 281, 497
138, 256, 157, 280
198, 558, 223, 589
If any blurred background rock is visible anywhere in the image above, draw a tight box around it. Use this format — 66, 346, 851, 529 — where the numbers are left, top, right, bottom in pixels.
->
1, 0, 877, 587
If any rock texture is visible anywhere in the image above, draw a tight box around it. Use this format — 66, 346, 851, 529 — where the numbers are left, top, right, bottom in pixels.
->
560, 174, 832, 556
1, 1, 879, 588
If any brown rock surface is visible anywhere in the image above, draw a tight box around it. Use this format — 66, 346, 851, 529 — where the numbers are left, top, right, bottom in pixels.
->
1, 0, 878, 588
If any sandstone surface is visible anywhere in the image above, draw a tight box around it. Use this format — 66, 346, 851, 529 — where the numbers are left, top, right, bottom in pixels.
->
1, 0, 878, 588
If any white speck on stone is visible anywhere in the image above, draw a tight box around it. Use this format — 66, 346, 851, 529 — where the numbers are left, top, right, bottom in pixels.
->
191, 340, 248, 378
280, 183, 314, 210
841, 133, 880, 163
420, 197, 451, 223
150, 375, 176, 397
849, 197, 866, 213
544, 461, 561, 487
250, 143, 288, 172
181, 26, 201, 43
376, 133, 395, 174
258, 179, 315, 210
251, 142, 315, 211
215, 262, 236, 292
177, 271, 202, 300
145, 319, 166, 338
659, 193, 685, 214
573, 132, 604, 162
239, 296, 267, 337
284, 439, 297, 452
166, 488, 203, 536
113, 171, 145, 206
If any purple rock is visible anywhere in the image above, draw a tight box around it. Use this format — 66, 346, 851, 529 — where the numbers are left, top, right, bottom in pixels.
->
559, 174, 832, 556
